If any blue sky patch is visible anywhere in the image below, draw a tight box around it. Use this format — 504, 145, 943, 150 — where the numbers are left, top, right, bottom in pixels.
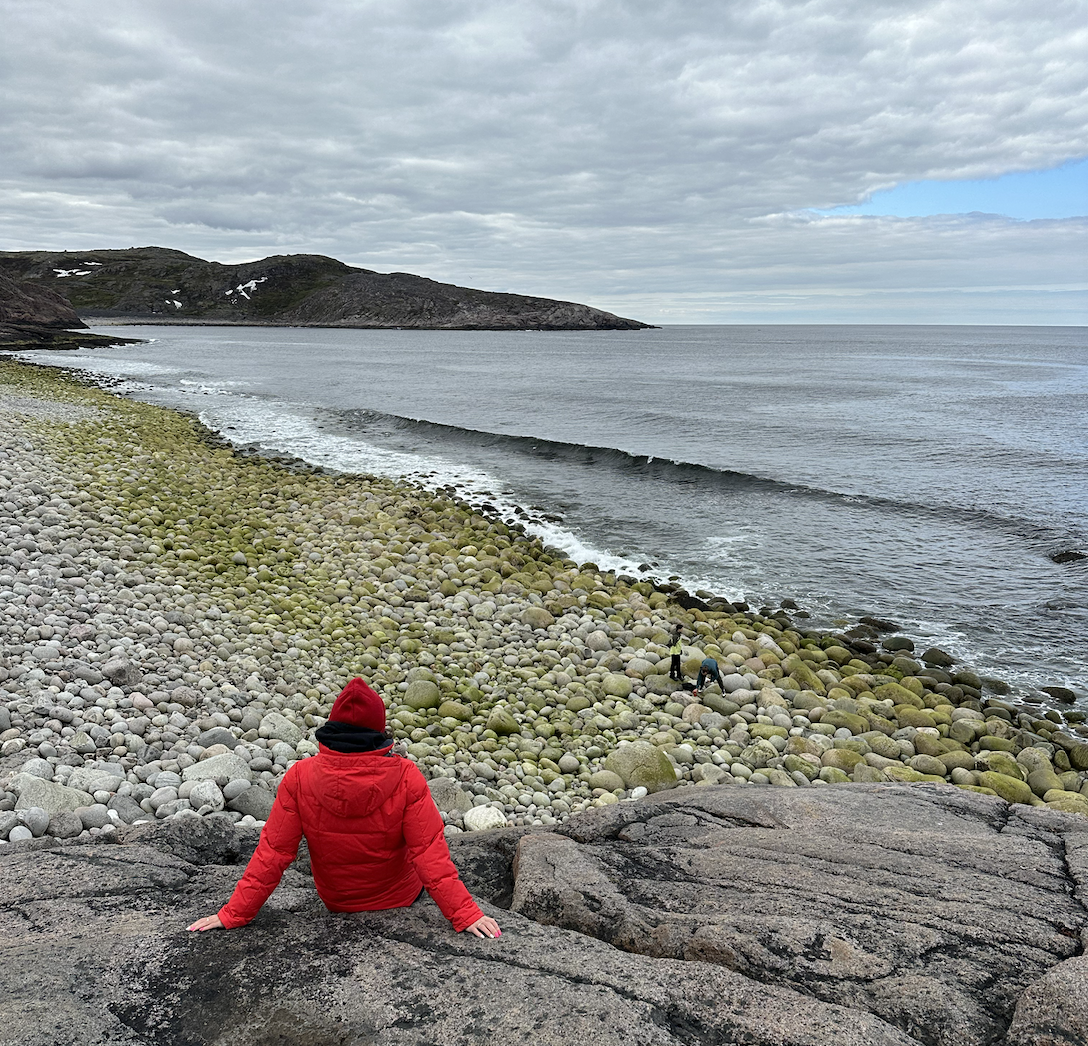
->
818, 158, 1088, 220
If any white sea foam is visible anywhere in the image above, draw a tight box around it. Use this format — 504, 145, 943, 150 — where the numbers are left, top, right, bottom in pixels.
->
185, 395, 665, 581
14, 353, 181, 378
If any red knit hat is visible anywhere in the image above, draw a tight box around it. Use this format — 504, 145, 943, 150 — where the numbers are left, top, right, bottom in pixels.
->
328, 677, 386, 731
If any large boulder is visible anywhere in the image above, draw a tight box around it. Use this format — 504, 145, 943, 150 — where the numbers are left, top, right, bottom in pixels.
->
463, 806, 508, 832
188, 780, 225, 813
521, 607, 555, 631
196, 726, 241, 750
226, 787, 274, 821
258, 712, 303, 746
644, 673, 683, 696
1006, 954, 1088, 1045
512, 784, 1088, 1046
404, 679, 441, 710
100, 657, 143, 687
66, 765, 125, 794
427, 777, 473, 816
0, 811, 923, 1046
601, 673, 632, 699
10, 774, 94, 816
181, 752, 252, 785
603, 742, 678, 793
486, 706, 520, 735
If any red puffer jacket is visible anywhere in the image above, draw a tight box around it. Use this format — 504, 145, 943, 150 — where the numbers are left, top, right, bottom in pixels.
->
217, 745, 482, 931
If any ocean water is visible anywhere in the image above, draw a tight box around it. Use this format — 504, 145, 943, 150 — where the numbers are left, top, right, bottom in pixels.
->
22, 323, 1088, 703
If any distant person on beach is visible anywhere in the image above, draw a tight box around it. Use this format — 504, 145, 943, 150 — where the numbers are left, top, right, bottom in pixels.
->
694, 657, 725, 694
186, 677, 501, 939
669, 628, 683, 680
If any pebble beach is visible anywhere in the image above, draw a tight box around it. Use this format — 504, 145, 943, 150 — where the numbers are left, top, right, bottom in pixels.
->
2, 357, 1088, 847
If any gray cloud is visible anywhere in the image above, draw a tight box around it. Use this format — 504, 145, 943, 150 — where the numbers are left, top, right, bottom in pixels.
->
0, 0, 1085, 321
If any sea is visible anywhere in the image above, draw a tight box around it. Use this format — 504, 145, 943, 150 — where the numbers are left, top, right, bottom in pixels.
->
21, 324, 1088, 706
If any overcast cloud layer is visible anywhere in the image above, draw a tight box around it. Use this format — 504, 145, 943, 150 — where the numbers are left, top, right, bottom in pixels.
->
1, 0, 1085, 322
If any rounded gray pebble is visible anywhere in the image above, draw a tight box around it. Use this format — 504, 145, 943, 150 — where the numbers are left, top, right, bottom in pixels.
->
222, 779, 250, 801
21, 758, 54, 780
77, 804, 113, 829
48, 811, 85, 839
19, 806, 50, 837
8, 825, 33, 843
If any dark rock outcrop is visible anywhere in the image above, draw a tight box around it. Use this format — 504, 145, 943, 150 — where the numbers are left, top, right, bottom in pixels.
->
0, 248, 653, 330
0, 270, 84, 329
0, 270, 141, 350
2, 785, 1086, 1045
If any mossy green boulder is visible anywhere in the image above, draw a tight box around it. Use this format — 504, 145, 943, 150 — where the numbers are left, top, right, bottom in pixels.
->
750, 724, 788, 741
602, 673, 633, 699
939, 750, 976, 772
976, 751, 1024, 781
883, 764, 942, 784
911, 732, 946, 757
1044, 790, 1088, 814
702, 693, 739, 716
404, 679, 441, 710
588, 769, 625, 792
821, 749, 865, 772
909, 754, 948, 777
604, 742, 678, 793
976, 771, 1033, 805
1027, 768, 1065, 797
521, 606, 555, 630
874, 682, 924, 708
782, 655, 825, 694
486, 706, 521, 735
437, 700, 472, 722
853, 763, 887, 783
862, 733, 902, 760
821, 710, 868, 735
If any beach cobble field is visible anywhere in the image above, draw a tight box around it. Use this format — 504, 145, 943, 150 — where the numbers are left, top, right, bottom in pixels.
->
2, 359, 1088, 847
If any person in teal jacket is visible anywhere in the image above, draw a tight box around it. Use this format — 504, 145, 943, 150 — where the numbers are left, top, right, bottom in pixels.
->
694, 657, 725, 694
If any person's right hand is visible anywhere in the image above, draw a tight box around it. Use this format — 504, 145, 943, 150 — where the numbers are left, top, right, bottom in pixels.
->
464, 915, 501, 938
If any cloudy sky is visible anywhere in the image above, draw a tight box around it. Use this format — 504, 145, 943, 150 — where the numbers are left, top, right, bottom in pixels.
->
1, 0, 1085, 323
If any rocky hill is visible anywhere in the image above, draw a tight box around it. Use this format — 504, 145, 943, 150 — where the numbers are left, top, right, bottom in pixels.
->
1, 784, 1085, 1046
0, 248, 652, 330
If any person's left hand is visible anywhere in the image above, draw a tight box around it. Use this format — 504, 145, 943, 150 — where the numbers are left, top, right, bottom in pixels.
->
464, 915, 501, 938
187, 914, 225, 932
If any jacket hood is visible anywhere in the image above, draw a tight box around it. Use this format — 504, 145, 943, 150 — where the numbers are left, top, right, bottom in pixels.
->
309, 745, 405, 818
327, 677, 386, 732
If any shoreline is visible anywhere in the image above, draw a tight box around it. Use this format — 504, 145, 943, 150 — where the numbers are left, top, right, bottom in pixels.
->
74, 316, 659, 331
46, 323, 1088, 704
2, 358, 1088, 846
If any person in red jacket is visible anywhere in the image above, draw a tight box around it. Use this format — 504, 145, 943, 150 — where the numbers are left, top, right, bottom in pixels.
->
186, 677, 501, 938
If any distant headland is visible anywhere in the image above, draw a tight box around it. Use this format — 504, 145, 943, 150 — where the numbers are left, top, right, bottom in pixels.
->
0, 247, 652, 333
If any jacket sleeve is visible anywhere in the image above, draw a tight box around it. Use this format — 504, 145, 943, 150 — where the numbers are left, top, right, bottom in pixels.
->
401, 767, 483, 932
217, 769, 304, 928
